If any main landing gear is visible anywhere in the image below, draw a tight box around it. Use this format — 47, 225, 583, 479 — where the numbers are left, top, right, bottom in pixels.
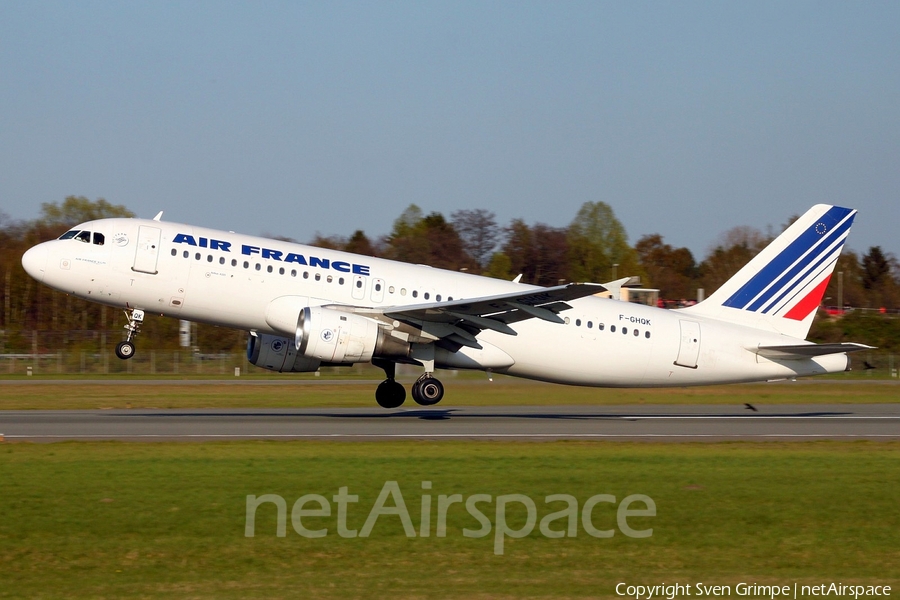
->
411, 375, 444, 406
115, 309, 144, 360
373, 358, 445, 409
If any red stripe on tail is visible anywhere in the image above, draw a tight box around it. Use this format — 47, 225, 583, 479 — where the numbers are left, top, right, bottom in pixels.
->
784, 276, 831, 321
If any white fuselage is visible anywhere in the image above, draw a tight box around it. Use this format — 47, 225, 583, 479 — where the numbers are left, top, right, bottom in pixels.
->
23, 217, 848, 386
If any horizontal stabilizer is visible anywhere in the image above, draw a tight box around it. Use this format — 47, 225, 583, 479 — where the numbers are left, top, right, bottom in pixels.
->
752, 342, 874, 360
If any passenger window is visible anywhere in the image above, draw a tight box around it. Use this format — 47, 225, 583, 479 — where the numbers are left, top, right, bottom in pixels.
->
436, 295, 441, 302
412, 290, 418, 298
587, 321, 593, 329
634, 329, 639, 336
183, 251, 189, 258
599, 324, 605, 331
356, 280, 363, 288
267, 265, 273, 273
243, 261, 249, 268
375, 283, 382, 292
171, 249, 177, 256
279, 267, 284, 275
303, 272, 309, 279
232, 259, 237, 267
622, 327, 628, 335
389, 286, 395, 294
315, 273, 321, 281
645, 331, 651, 339
401, 288, 407, 296
220, 257, 226, 265
327, 275, 333, 283
424, 292, 430, 300
576, 319, 582, 326
339, 277, 345, 285
195, 253, 201, 260
93, 233, 105, 245
255, 264, 261, 271
291, 270, 297, 277
207, 255, 213, 262
611, 325, 616, 332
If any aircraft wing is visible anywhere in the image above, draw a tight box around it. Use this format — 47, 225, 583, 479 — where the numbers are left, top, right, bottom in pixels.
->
324, 282, 605, 350
752, 342, 875, 360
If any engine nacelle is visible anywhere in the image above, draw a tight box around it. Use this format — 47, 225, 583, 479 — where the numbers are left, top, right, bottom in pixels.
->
296, 306, 409, 363
247, 333, 321, 373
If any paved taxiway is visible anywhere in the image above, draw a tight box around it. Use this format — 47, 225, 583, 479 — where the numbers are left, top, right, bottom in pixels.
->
1, 404, 898, 441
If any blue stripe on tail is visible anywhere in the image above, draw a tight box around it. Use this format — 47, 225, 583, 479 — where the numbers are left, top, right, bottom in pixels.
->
750, 216, 854, 313
722, 206, 855, 310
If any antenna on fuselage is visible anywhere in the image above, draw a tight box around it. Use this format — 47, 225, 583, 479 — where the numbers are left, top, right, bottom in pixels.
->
152, 211, 164, 221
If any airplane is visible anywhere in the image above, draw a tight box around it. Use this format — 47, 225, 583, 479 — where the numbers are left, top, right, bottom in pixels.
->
20, 204, 870, 408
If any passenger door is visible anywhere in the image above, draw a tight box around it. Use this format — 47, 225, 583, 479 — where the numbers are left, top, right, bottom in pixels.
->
132, 226, 162, 274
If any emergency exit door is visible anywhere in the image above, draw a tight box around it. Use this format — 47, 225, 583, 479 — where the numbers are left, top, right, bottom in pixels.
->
674, 320, 701, 369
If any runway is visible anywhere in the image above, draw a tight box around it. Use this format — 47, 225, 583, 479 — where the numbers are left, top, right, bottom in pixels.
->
1, 404, 898, 441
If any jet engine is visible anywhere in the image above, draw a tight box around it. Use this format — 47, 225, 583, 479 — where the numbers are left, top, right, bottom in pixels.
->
296, 306, 410, 363
247, 333, 321, 373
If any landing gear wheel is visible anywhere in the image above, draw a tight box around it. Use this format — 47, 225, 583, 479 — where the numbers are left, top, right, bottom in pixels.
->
115, 341, 135, 360
117, 309, 144, 360
412, 376, 444, 406
375, 379, 406, 409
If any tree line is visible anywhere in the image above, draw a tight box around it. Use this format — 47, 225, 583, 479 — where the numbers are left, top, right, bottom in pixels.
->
1, 196, 898, 353
311, 202, 900, 311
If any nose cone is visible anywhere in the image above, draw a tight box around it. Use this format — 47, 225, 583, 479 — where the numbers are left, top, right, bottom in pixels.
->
22, 243, 49, 282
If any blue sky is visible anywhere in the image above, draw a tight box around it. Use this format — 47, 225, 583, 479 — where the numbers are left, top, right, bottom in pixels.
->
2, 1, 898, 260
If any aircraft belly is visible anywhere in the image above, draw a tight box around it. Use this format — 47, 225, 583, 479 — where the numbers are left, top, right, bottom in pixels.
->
435, 342, 515, 370
482, 321, 654, 386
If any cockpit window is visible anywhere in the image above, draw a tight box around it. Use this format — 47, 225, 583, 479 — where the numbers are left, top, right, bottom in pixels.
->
59, 229, 105, 245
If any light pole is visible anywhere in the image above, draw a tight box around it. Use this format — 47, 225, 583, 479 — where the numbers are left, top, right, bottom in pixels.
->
837, 271, 843, 314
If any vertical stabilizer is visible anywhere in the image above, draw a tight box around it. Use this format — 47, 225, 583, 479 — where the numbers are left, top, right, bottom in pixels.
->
682, 204, 856, 339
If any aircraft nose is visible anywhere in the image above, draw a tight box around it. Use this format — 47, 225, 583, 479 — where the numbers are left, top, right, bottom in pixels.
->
21, 244, 49, 282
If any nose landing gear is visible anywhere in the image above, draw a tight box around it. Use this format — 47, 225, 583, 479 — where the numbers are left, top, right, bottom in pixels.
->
115, 340, 135, 360
115, 309, 144, 360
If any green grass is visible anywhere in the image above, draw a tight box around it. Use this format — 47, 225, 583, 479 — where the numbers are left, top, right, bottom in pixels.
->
0, 441, 898, 598
0, 379, 897, 410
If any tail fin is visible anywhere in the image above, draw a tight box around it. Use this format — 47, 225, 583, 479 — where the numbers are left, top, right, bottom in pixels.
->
682, 204, 856, 339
